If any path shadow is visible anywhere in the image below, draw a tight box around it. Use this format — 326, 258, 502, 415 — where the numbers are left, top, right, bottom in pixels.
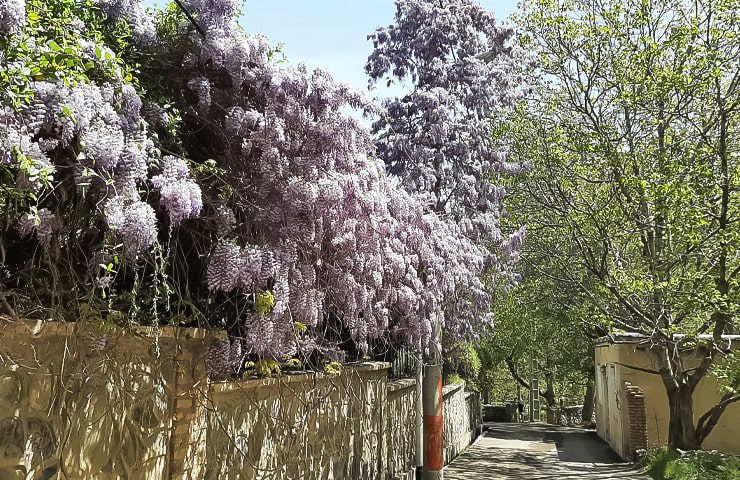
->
544, 429, 623, 463
483, 422, 563, 441
446, 447, 644, 479
484, 422, 622, 463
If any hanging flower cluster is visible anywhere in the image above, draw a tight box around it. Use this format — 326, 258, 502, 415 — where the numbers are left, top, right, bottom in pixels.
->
367, 0, 527, 283
174, 0, 498, 358
0, 0, 24, 34
151, 156, 202, 226
0, 0, 509, 363
18, 208, 58, 247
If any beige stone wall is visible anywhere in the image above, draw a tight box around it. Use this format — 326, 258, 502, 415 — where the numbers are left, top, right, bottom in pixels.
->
202, 364, 391, 480
442, 382, 481, 465
386, 379, 418, 480
0, 320, 481, 479
595, 342, 740, 457
0, 320, 213, 479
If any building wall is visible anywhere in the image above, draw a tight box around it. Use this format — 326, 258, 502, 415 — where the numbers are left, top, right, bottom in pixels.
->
0, 320, 480, 479
595, 342, 740, 458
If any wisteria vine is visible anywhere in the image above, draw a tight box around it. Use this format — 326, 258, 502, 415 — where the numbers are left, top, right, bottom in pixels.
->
0, 0, 515, 369
367, 0, 527, 284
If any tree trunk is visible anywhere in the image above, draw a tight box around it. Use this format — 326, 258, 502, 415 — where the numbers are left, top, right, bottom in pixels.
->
667, 385, 699, 450
545, 374, 557, 424
695, 392, 740, 446
582, 378, 595, 424
504, 355, 548, 400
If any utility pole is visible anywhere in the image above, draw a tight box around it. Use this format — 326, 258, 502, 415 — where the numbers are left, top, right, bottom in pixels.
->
421, 322, 444, 479
529, 357, 540, 422
415, 355, 424, 476
529, 314, 539, 422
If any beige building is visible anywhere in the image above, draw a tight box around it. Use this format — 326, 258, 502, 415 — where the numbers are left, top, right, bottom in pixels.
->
594, 335, 740, 460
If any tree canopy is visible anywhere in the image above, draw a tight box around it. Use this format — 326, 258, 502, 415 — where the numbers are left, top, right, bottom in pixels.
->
513, 0, 740, 448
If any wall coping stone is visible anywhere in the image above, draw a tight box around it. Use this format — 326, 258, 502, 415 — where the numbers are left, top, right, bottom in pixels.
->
443, 382, 464, 398
209, 362, 392, 393
351, 361, 392, 372
388, 378, 417, 393
1, 318, 222, 340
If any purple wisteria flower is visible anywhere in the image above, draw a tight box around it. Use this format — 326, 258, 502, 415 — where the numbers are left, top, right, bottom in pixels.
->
0, 0, 25, 35
104, 196, 158, 255
18, 208, 58, 247
151, 156, 202, 226
0, 0, 509, 360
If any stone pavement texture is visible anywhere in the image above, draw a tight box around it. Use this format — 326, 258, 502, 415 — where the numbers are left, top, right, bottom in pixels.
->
444, 422, 650, 479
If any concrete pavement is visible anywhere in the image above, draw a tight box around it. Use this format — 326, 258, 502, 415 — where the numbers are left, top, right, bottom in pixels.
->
444, 422, 650, 479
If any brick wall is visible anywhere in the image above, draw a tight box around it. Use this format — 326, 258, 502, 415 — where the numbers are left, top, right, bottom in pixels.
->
623, 382, 648, 460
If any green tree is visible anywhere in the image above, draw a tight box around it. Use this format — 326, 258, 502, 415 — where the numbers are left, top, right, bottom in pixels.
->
513, 0, 740, 449
477, 246, 598, 421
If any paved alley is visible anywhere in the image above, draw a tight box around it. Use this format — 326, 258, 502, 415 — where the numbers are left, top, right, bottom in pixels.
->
444, 423, 650, 479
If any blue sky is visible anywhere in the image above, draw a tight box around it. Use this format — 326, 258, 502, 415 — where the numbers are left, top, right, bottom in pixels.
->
241, 1, 519, 94
146, 1, 520, 96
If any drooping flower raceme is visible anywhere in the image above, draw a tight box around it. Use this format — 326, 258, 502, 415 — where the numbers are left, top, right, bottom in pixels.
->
0, 0, 200, 265
92, 0, 157, 45
0, 0, 499, 365
151, 156, 203, 226
18, 208, 58, 247
2, 76, 164, 255
104, 196, 158, 255
0, 0, 25, 34
367, 0, 526, 242
367, 0, 528, 313
151, 1, 496, 357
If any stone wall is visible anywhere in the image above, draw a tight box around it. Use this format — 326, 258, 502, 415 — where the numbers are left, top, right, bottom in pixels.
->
482, 403, 514, 422
442, 382, 481, 465
557, 405, 584, 427
0, 320, 481, 479
202, 364, 391, 480
0, 319, 212, 479
386, 379, 418, 480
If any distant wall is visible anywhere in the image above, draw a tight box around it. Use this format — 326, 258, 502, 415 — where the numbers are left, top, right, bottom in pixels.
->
595, 341, 740, 459
0, 320, 480, 479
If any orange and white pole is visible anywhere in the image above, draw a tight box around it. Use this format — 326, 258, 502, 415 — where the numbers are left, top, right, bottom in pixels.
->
422, 363, 444, 479
415, 357, 424, 476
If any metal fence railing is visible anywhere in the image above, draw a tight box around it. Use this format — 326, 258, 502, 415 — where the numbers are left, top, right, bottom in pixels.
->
388, 347, 418, 379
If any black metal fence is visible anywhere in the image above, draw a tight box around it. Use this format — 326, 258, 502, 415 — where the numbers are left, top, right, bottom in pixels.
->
388, 346, 419, 379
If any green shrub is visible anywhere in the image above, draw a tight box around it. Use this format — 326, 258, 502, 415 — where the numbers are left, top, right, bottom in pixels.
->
445, 342, 481, 381
641, 447, 740, 480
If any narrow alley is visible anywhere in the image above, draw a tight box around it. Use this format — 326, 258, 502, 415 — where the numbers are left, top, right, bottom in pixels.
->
445, 423, 650, 479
